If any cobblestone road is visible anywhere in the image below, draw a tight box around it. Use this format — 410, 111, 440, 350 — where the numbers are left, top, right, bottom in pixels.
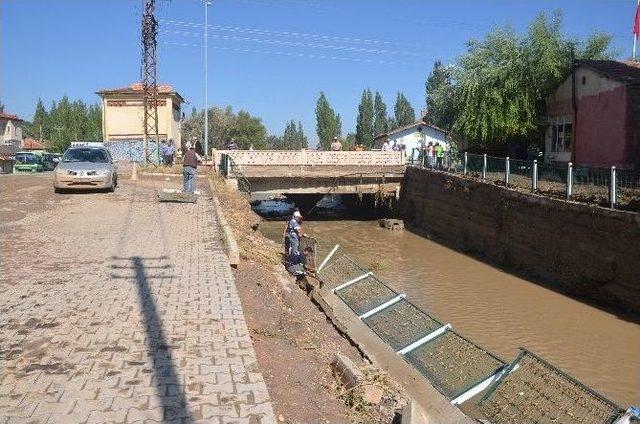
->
0, 176, 275, 423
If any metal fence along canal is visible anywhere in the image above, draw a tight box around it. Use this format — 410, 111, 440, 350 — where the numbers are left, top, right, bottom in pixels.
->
413, 152, 640, 211
315, 242, 628, 423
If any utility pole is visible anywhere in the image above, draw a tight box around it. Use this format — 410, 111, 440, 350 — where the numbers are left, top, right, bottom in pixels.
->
141, 0, 160, 165
204, 1, 212, 157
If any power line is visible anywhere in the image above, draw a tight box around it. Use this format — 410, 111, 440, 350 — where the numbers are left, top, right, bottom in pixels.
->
159, 28, 435, 57
159, 18, 412, 47
158, 40, 426, 67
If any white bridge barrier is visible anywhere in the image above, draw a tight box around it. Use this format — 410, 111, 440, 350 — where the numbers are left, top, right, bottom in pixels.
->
212, 149, 405, 167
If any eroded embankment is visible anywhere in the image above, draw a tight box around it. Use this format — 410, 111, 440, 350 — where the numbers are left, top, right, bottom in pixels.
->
400, 167, 640, 315
208, 174, 407, 423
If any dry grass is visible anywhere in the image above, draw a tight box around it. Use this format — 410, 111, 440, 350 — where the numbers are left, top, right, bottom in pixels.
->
208, 173, 281, 266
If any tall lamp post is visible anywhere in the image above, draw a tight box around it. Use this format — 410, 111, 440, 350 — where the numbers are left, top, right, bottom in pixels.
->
204, 0, 212, 157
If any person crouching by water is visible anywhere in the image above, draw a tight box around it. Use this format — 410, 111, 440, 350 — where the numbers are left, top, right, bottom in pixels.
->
285, 246, 314, 278
182, 141, 202, 194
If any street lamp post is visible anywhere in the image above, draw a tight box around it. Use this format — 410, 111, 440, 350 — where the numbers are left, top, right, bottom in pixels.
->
204, 0, 211, 158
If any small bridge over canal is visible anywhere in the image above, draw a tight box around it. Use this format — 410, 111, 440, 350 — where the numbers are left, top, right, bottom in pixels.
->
212, 150, 405, 196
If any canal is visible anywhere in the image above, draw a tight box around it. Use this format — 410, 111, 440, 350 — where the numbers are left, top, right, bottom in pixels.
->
258, 207, 640, 407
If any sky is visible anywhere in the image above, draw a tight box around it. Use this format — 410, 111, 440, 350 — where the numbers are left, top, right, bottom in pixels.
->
0, 0, 637, 144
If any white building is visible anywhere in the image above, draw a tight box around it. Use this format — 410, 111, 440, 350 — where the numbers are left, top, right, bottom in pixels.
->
0, 111, 24, 148
374, 120, 451, 161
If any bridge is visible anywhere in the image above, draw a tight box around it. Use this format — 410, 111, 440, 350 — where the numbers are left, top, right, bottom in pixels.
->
211, 150, 405, 197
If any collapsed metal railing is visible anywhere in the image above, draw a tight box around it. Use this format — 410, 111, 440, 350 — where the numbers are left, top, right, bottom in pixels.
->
219, 153, 251, 194
314, 242, 627, 424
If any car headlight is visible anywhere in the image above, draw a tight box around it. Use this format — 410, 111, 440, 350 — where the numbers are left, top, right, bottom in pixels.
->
96, 169, 111, 176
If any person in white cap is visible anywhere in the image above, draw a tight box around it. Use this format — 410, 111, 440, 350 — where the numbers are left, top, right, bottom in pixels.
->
330, 136, 342, 151
286, 209, 305, 255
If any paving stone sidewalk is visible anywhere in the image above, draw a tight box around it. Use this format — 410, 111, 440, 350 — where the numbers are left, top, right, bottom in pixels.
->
0, 178, 275, 424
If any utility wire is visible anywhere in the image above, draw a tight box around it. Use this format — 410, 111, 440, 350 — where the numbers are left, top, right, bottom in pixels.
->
159, 28, 433, 57
159, 18, 416, 47
158, 40, 425, 67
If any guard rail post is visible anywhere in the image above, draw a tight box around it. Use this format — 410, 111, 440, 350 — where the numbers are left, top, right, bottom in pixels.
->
532, 160, 538, 192
610, 166, 617, 209
463, 152, 468, 175
566, 162, 573, 199
482, 154, 487, 180
505, 156, 510, 185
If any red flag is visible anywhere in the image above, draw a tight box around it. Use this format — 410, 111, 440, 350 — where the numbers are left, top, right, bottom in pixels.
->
634, 3, 640, 35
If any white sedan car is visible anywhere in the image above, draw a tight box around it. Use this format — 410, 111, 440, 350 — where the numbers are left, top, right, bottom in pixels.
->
53, 146, 118, 193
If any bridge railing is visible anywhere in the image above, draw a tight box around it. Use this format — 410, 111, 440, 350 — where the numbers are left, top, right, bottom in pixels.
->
212, 149, 405, 168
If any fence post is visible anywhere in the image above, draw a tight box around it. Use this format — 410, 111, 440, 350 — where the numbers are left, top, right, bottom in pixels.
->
566, 162, 573, 199
482, 154, 487, 180
610, 166, 617, 209
505, 157, 510, 185
532, 160, 538, 192
463, 152, 468, 175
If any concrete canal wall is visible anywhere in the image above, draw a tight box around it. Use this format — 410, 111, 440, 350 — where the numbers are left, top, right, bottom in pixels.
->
400, 167, 640, 313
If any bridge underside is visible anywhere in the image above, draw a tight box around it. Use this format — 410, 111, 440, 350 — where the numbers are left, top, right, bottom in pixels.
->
237, 165, 404, 195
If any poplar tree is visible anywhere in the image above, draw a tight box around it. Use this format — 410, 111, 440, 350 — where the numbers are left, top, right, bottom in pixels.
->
425, 60, 455, 130
373, 91, 389, 137
315, 92, 342, 150
355, 89, 374, 147
393, 92, 416, 128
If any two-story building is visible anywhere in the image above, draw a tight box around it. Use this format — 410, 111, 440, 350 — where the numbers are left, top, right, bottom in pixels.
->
96, 82, 185, 146
0, 111, 24, 148
545, 60, 640, 169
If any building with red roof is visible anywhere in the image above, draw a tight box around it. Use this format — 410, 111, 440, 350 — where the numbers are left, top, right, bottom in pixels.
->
96, 82, 185, 146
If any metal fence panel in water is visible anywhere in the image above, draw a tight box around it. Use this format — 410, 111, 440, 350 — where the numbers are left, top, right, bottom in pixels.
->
335, 274, 398, 316
362, 299, 442, 351
479, 349, 623, 424
316, 254, 367, 290
405, 329, 506, 400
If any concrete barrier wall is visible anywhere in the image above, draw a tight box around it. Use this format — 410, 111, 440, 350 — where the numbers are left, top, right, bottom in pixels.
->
400, 167, 640, 313
212, 149, 404, 166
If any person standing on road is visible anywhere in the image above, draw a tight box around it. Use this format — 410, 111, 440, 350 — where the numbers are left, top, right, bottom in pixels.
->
164, 140, 175, 166
330, 137, 342, 151
182, 142, 202, 194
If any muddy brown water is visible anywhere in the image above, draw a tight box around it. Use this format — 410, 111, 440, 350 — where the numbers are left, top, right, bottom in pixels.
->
261, 219, 640, 407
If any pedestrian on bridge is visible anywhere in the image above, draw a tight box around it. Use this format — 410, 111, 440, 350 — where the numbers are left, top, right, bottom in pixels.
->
182, 141, 202, 194
330, 137, 342, 151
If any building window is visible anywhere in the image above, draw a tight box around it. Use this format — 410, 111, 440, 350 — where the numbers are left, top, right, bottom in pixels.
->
551, 122, 572, 152
582, 75, 586, 85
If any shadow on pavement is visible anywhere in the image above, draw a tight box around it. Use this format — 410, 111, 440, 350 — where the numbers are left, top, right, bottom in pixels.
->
111, 255, 192, 423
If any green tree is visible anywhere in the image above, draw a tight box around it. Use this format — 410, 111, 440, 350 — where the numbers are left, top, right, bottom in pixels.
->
451, 11, 613, 147
425, 60, 455, 130
228, 110, 267, 149
343, 132, 357, 150
355, 89, 374, 148
393, 92, 415, 128
373, 91, 389, 137
31, 99, 48, 140
315, 92, 342, 150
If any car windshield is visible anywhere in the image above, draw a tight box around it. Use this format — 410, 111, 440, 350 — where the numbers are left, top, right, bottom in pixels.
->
62, 148, 108, 163
15, 153, 39, 164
